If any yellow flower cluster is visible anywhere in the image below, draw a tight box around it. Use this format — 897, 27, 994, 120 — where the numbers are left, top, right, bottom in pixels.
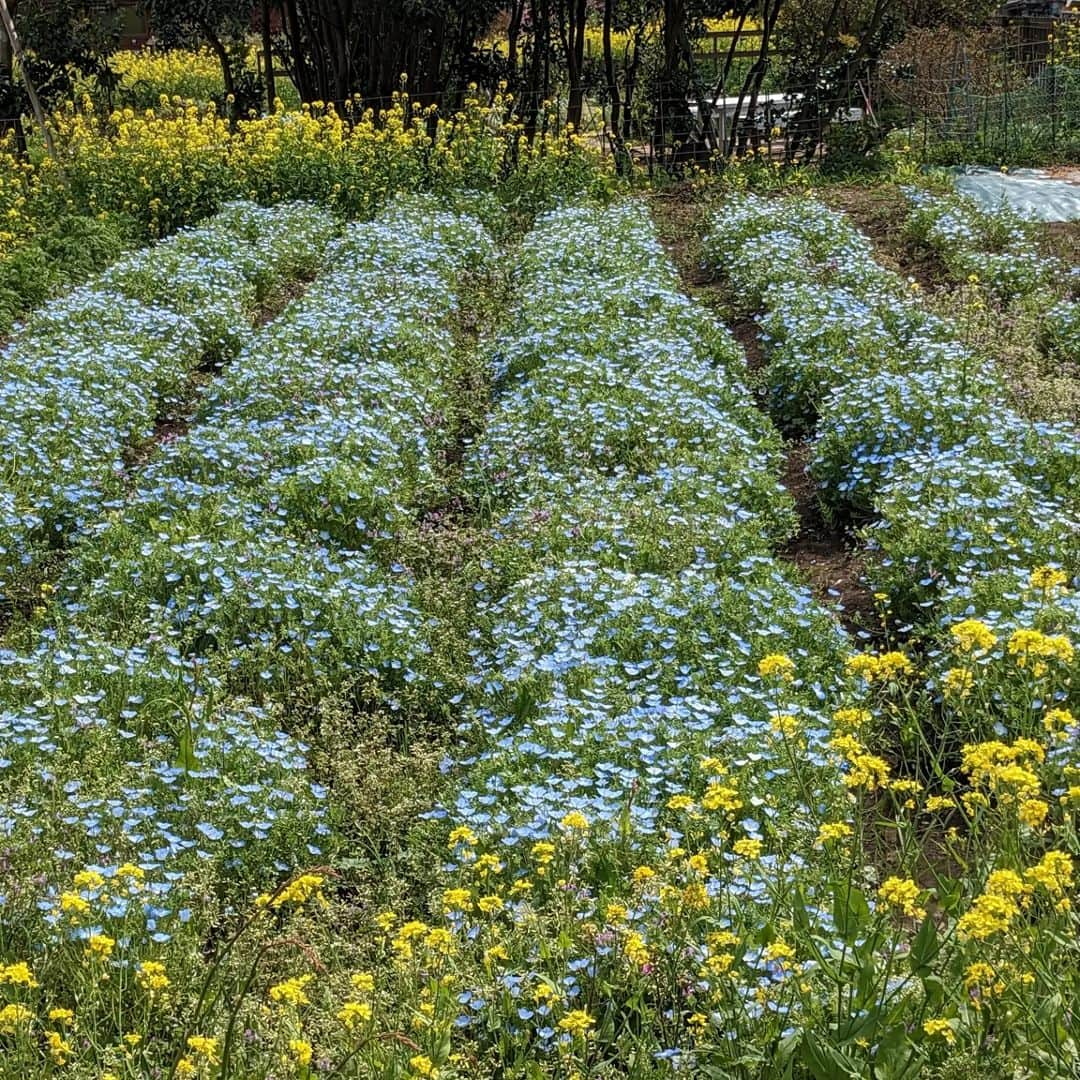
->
269, 974, 314, 1008
1025, 851, 1073, 896
957, 870, 1030, 940
758, 653, 795, 681
110, 47, 229, 110
845, 650, 913, 682
0, 961, 37, 988
1030, 565, 1068, 593
950, 618, 997, 654
877, 876, 927, 919
258, 872, 327, 910
831, 734, 891, 791
558, 1009, 595, 1037
814, 821, 853, 846
962, 738, 1044, 803
18, 90, 608, 248
136, 960, 170, 994
1007, 628, 1074, 674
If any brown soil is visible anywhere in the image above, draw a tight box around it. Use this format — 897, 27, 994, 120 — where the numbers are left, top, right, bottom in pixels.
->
1042, 165, 1080, 185
255, 272, 317, 328
649, 190, 878, 632
820, 182, 945, 290
730, 318, 766, 373
779, 443, 876, 634
1043, 219, 1080, 269
648, 190, 714, 278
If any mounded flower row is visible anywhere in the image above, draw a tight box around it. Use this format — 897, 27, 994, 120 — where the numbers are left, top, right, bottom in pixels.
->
345, 202, 866, 1073
0, 201, 337, 600
704, 194, 1080, 623
902, 184, 1080, 368
703, 194, 1080, 1073
0, 199, 497, 1076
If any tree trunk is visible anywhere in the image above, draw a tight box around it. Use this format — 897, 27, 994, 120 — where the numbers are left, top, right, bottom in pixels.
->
522, 0, 547, 141
563, 0, 586, 132
261, 0, 277, 110
622, 24, 642, 140
656, 0, 694, 167
787, 0, 889, 161
280, 0, 314, 102
727, 0, 782, 158
0, 0, 55, 158
601, 0, 628, 171
507, 0, 525, 73
201, 22, 235, 101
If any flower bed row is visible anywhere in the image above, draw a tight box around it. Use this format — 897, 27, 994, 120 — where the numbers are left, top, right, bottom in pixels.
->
902, 185, 1080, 364
704, 194, 1080, 622
334, 202, 865, 1073
0, 201, 337, 601
703, 196, 1080, 1074
0, 199, 496, 1076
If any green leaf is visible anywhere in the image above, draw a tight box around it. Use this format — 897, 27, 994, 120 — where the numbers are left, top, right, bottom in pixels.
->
922, 973, 946, 1009
801, 1031, 862, 1080
910, 915, 939, 975
833, 883, 871, 944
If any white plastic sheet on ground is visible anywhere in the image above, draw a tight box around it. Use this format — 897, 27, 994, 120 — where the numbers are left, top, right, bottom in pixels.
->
951, 166, 1080, 222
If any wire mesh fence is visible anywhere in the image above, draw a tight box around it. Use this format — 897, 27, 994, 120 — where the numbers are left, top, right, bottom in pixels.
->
875, 13, 1080, 162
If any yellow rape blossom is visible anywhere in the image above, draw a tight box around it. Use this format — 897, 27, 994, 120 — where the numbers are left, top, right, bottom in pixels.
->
409, 1054, 438, 1078
558, 1009, 596, 1037
923, 1018, 956, 1044
877, 877, 927, 919
186, 1035, 220, 1064
288, 1039, 313, 1067
763, 941, 796, 965
136, 960, 170, 994
86, 934, 115, 960
0, 1003, 32, 1033
1030, 566, 1068, 592
46, 1030, 72, 1065
758, 653, 795, 681
338, 1000, 373, 1029
951, 619, 997, 654
815, 821, 853, 846
442, 887, 472, 911
268, 974, 313, 1008
271, 873, 326, 909
941, 667, 973, 698
701, 782, 742, 812
1025, 851, 1074, 895
0, 961, 37, 988
1019, 798, 1049, 828
59, 892, 90, 918
846, 650, 913, 682
1007, 628, 1073, 670
447, 825, 477, 848
625, 931, 650, 966
73, 870, 106, 891
832, 707, 872, 730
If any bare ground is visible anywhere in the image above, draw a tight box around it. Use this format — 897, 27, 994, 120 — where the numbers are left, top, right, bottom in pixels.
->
649, 189, 876, 632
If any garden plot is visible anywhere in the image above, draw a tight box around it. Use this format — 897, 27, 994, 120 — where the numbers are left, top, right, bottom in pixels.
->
0, 201, 337, 603
0, 199, 497, 1067
705, 194, 1080, 622
0, 196, 1079, 1079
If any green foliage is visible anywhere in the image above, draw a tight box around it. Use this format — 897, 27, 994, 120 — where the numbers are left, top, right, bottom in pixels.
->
0, 211, 132, 334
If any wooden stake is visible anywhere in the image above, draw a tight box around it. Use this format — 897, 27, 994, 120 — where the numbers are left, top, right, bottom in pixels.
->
0, 0, 56, 159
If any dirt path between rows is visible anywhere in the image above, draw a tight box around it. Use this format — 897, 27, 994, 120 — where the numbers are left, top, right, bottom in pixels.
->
648, 188, 876, 635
